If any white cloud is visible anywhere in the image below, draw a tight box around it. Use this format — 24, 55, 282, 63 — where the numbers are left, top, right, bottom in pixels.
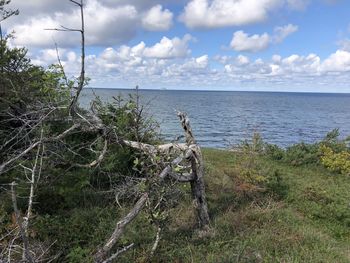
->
31, 47, 350, 91
142, 5, 173, 31
8, 1, 139, 47
230, 31, 270, 52
273, 24, 298, 43
230, 24, 298, 52
143, 35, 193, 59
321, 50, 350, 72
179, 0, 282, 29
236, 55, 250, 65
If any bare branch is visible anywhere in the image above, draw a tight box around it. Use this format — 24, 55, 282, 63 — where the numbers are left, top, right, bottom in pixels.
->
69, 0, 82, 6
177, 111, 196, 145
11, 182, 35, 263
100, 243, 134, 263
54, 42, 71, 88
0, 123, 80, 175
94, 193, 148, 262
69, 0, 85, 116
0, 141, 41, 174
159, 149, 193, 180
76, 139, 108, 168
44, 27, 81, 32
123, 140, 156, 154
149, 227, 161, 259
123, 140, 189, 156
23, 137, 43, 236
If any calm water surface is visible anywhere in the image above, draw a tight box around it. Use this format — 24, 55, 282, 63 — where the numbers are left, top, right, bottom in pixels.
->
81, 89, 350, 148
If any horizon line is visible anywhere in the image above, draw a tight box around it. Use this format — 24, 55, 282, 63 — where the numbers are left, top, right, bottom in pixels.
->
85, 87, 350, 95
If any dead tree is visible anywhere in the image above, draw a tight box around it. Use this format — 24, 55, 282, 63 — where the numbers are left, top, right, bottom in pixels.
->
0, 1, 211, 262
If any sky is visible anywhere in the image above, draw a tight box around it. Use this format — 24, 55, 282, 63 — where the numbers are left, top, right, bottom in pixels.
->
2, 0, 350, 92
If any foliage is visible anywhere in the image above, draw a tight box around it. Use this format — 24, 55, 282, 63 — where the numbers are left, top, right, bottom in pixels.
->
229, 134, 289, 200
264, 143, 284, 160
265, 169, 289, 199
319, 145, 350, 175
0, 32, 163, 261
94, 92, 160, 143
284, 142, 320, 166
0, 0, 18, 23
238, 132, 265, 154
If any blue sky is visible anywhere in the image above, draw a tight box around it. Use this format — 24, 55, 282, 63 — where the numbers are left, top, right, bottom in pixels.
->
3, 0, 350, 92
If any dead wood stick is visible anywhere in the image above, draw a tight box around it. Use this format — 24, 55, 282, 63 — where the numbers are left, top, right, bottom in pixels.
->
76, 139, 108, 168
100, 243, 134, 263
11, 182, 35, 263
158, 149, 193, 180
94, 193, 148, 262
177, 112, 210, 230
123, 140, 188, 155
149, 227, 161, 259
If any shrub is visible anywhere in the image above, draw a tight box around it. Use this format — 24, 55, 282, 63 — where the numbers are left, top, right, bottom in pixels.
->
265, 144, 285, 160
266, 170, 289, 199
284, 142, 320, 166
239, 133, 265, 154
319, 145, 350, 175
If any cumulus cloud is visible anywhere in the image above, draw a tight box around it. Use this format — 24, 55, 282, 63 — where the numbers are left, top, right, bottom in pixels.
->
31, 46, 350, 90
4, 0, 178, 48
222, 50, 350, 82
230, 31, 270, 52
179, 0, 283, 29
230, 24, 298, 52
321, 50, 350, 72
8, 1, 139, 48
142, 5, 173, 31
273, 24, 298, 43
143, 35, 193, 59
236, 55, 250, 65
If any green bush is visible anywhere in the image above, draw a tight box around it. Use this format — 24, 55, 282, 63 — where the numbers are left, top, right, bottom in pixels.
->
265, 144, 285, 160
319, 145, 350, 175
284, 142, 320, 166
266, 170, 289, 199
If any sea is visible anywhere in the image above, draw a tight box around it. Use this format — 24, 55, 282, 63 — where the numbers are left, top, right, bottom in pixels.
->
80, 89, 350, 149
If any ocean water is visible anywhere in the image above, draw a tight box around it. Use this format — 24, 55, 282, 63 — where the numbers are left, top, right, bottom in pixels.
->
80, 89, 350, 149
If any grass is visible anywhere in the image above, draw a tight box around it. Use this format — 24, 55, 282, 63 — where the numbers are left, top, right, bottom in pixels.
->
14, 147, 349, 262
117, 148, 350, 262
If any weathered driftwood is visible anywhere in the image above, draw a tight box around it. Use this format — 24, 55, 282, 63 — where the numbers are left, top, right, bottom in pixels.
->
123, 140, 188, 156
94, 193, 148, 262
94, 148, 194, 262
158, 149, 193, 180
123, 112, 211, 230
177, 112, 210, 230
